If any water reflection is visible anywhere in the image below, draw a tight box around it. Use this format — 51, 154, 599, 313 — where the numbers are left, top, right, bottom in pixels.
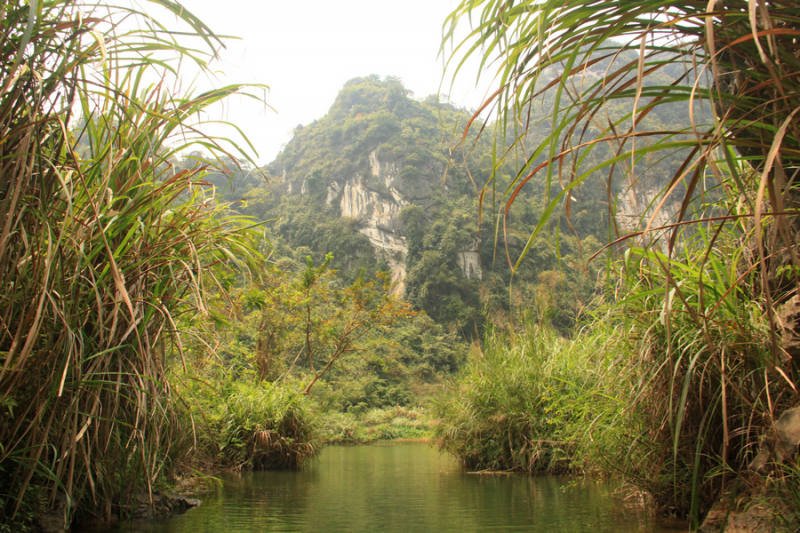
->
101, 442, 679, 533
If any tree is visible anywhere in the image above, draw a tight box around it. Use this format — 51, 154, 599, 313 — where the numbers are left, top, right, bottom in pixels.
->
403, 196, 484, 336
239, 256, 415, 395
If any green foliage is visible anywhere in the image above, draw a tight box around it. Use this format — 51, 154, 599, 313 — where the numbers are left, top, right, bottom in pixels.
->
210, 77, 498, 328
197, 253, 420, 402
268, 196, 381, 285
311, 313, 462, 415
317, 406, 431, 445
444, 0, 800, 525
0, 0, 264, 525
381, 314, 462, 376
209, 72, 692, 340
594, 219, 778, 520
210, 381, 318, 470
403, 196, 484, 335
434, 177, 793, 520
258, 262, 414, 395
433, 324, 612, 473
763, 464, 800, 532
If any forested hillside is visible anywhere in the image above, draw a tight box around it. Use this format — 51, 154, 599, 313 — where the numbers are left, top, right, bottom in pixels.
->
205, 70, 695, 336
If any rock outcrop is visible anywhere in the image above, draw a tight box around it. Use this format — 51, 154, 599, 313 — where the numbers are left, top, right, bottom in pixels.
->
616, 174, 679, 237
334, 151, 411, 292
38, 491, 201, 532
279, 147, 481, 294
699, 500, 777, 533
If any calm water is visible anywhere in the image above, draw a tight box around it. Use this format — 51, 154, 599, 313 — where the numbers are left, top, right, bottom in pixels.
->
99, 442, 680, 533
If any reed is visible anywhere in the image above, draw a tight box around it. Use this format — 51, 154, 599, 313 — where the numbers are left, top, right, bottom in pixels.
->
444, 0, 800, 524
433, 323, 612, 473
588, 214, 778, 520
0, 0, 262, 525
212, 381, 319, 470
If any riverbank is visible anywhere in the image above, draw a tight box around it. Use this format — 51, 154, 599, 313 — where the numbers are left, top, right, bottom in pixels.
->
317, 406, 433, 444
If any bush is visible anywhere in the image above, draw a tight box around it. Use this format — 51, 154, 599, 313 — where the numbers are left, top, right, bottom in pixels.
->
198, 381, 319, 470
433, 325, 611, 473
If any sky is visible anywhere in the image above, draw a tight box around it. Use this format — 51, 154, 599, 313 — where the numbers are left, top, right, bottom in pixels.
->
163, 0, 491, 165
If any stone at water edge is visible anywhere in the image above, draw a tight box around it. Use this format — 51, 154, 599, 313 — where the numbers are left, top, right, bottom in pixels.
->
699, 501, 775, 533
38, 491, 68, 533
774, 406, 800, 461
747, 406, 800, 471
132, 491, 202, 520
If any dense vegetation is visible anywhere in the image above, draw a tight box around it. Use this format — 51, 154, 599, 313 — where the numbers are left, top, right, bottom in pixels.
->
0, 1, 309, 530
212, 69, 696, 337
2, 0, 799, 531
432, 0, 800, 529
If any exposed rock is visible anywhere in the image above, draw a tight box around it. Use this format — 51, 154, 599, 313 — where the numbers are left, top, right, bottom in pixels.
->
325, 181, 342, 205
616, 175, 679, 237
777, 296, 800, 363
281, 147, 459, 295
132, 490, 201, 521
748, 448, 771, 473
38, 514, 68, 533
338, 172, 409, 293
747, 407, 800, 472
38, 491, 68, 533
700, 501, 777, 533
775, 406, 800, 461
171, 494, 202, 509
303, 148, 484, 294
456, 244, 482, 281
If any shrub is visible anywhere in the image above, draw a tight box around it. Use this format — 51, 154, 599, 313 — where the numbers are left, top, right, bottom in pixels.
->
213, 382, 319, 470
433, 325, 610, 473
317, 406, 432, 444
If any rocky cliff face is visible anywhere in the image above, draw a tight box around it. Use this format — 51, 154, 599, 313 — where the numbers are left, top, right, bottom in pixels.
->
334, 150, 413, 293
261, 76, 684, 299
277, 148, 482, 294
616, 173, 681, 241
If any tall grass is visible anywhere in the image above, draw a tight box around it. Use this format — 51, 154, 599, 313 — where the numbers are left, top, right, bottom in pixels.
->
211, 382, 318, 470
433, 323, 620, 473
590, 217, 778, 520
0, 0, 262, 526
434, 216, 780, 518
443, 0, 800, 525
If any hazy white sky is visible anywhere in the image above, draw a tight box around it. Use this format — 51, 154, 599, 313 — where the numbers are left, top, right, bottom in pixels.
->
170, 0, 490, 165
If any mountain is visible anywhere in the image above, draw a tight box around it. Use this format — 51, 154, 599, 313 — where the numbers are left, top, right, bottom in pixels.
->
204, 71, 696, 334
258, 75, 485, 295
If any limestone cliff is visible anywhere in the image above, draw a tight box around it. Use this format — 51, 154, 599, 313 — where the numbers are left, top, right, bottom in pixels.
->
255, 74, 683, 297
266, 76, 483, 295
275, 147, 483, 294
333, 150, 411, 293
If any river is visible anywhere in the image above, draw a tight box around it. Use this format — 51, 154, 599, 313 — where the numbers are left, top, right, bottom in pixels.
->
97, 442, 681, 532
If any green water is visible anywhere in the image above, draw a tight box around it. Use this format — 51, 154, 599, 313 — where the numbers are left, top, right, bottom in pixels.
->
101, 442, 680, 532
